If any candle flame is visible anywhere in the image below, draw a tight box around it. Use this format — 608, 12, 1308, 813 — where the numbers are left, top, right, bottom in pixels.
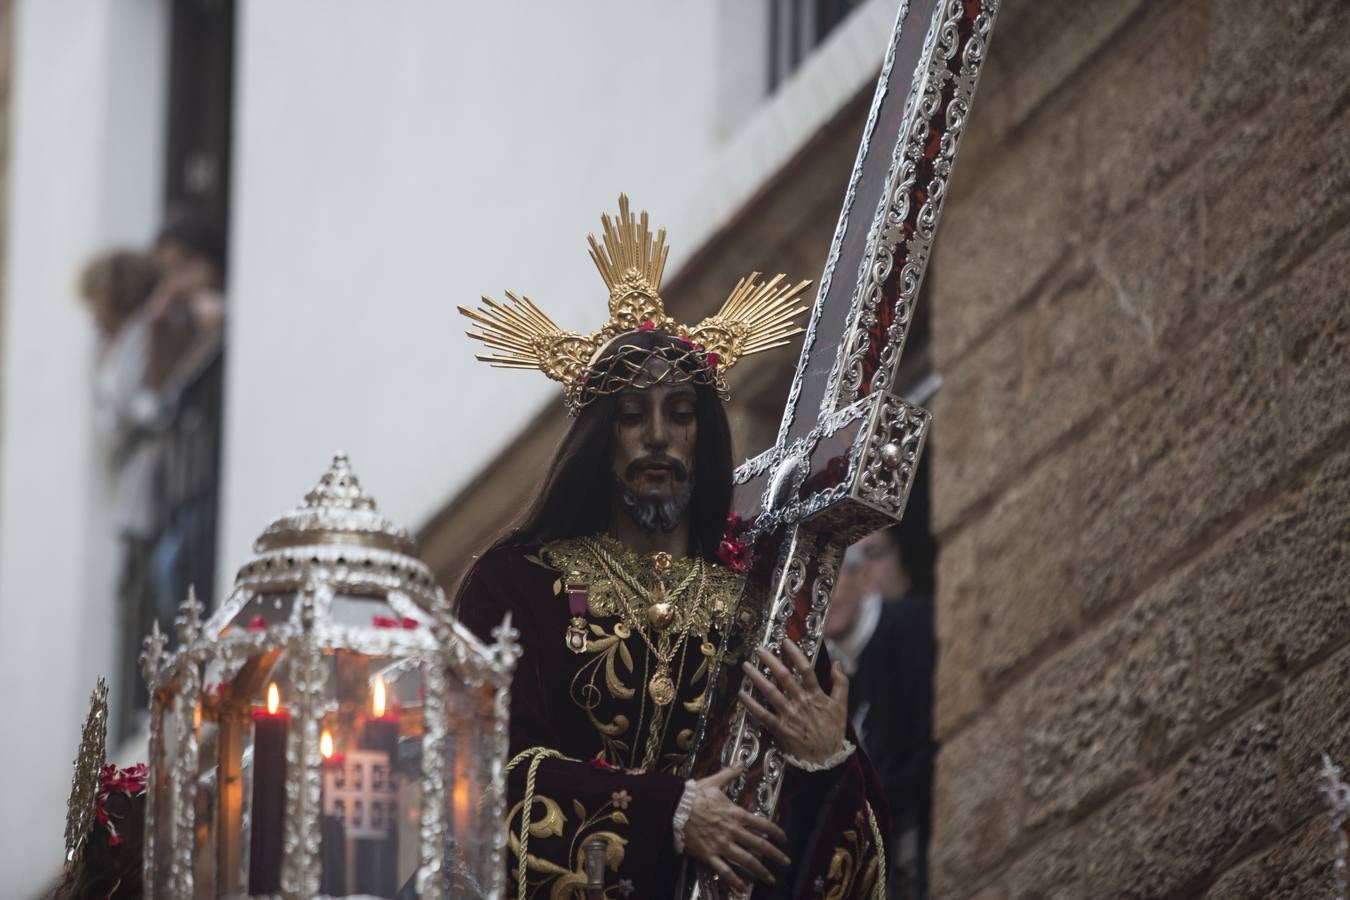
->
372, 674, 387, 718
453, 778, 470, 817
266, 682, 280, 716
320, 729, 334, 760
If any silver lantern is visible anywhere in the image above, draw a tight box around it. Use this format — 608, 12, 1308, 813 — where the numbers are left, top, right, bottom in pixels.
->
140, 454, 517, 899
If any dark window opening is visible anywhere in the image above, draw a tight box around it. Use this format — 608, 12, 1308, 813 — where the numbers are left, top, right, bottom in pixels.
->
768, 0, 867, 92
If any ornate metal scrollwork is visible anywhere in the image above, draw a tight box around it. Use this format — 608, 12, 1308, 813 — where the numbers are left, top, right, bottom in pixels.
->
857, 395, 931, 517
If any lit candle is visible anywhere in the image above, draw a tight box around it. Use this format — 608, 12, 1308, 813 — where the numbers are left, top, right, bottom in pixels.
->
319, 727, 348, 895
248, 683, 287, 895
453, 774, 471, 845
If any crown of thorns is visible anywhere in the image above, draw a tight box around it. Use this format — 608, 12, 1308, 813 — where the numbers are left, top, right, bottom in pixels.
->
459, 194, 810, 415
577, 330, 728, 409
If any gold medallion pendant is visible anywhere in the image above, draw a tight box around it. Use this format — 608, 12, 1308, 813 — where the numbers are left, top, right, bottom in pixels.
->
565, 616, 589, 654
649, 667, 676, 706
647, 600, 675, 631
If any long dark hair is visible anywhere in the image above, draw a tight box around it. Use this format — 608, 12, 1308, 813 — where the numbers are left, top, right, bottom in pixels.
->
498, 330, 734, 562
50, 790, 145, 900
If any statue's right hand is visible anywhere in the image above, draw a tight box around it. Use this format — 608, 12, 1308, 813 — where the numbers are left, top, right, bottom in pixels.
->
682, 765, 790, 894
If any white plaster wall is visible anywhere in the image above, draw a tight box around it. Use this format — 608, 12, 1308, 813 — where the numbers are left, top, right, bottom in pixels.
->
0, 0, 167, 893
220, 0, 725, 579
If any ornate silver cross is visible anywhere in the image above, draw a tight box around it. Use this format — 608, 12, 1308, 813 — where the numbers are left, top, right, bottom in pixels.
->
685, 1, 1002, 896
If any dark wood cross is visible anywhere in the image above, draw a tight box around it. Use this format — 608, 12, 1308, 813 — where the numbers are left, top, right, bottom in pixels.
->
686, 1, 1002, 895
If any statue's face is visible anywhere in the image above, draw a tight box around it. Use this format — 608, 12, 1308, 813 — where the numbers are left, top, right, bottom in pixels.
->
610, 362, 697, 533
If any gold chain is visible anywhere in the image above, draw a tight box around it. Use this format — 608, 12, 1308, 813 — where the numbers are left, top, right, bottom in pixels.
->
580, 538, 706, 706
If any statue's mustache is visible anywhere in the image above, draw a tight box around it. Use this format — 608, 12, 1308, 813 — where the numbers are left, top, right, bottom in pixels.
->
625, 456, 689, 483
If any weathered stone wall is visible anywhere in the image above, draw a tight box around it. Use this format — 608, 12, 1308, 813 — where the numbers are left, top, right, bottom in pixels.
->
928, 0, 1350, 896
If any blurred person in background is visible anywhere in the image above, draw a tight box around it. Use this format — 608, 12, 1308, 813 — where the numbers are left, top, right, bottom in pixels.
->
145, 211, 227, 642
80, 249, 163, 730
825, 464, 937, 900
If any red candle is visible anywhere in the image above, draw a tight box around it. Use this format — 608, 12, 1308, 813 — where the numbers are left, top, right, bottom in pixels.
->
356, 676, 400, 897
319, 728, 348, 895
248, 683, 288, 895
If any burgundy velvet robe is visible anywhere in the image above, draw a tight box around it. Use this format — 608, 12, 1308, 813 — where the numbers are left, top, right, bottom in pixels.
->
457, 542, 889, 900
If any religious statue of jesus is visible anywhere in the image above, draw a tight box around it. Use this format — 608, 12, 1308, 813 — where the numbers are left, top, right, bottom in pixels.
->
455, 196, 889, 899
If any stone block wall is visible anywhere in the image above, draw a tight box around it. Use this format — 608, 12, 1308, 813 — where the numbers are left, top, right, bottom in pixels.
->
927, 0, 1350, 896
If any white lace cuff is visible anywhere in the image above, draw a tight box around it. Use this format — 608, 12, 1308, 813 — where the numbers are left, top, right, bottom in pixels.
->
783, 739, 855, 772
671, 779, 698, 853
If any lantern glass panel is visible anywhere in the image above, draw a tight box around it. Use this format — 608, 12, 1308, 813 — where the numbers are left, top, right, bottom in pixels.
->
193, 715, 220, 899
441, 682, 501, 898
238, 663, 292, 897
317, 650, 426, 899
225, 593, 295, 632
330, 593, 414, 628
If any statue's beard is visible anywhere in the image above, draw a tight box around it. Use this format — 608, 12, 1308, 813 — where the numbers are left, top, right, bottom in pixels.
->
616, 467, 695, 534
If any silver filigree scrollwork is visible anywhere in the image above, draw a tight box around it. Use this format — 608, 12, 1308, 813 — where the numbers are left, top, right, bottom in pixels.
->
856, 394, 931, 517
802, 546, 842, 664
419, 647, 451, 900
140, 622, 167, 900
828, 0, 1001, 409
821, 0, 941, 412
171, 590, 203, 897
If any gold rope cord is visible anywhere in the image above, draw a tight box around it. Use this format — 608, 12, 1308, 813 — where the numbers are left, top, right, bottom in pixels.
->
866, 802, 887, 900
506, 746, 570, 900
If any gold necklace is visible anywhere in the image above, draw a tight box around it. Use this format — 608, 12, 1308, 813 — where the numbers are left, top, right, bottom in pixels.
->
581, 539, 706, 706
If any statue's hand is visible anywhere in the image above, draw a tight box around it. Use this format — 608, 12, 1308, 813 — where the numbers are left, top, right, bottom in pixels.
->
682, 766, 790, 893
740, 639, 849, 766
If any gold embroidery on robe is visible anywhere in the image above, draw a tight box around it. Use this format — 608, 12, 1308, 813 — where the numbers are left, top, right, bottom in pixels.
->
508, 790, 633, 899
541, 536, 742, 637
817, 802, 886, 900
540, 537, 745, 772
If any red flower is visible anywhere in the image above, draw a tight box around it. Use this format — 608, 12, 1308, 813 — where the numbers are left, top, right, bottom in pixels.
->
401, 616, 419, 629
638, 319, 656, 332
716, 515, 751, 574
247, 615, 267, 631
371, 615, 399, 629
93, 762, 147, 850
705, 351, 721, 369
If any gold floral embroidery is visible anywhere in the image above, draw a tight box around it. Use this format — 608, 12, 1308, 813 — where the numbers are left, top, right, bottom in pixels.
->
542, 536, 746, 771
541, 536, 743, 637
507, 789, 633, 899
818, 802, 886, 900
570, 621, 637, 760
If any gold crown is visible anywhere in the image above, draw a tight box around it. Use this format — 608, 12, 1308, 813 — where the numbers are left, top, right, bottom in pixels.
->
459, 195, 811, 413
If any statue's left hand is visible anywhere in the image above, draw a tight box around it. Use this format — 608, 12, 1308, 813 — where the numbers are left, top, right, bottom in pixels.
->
739, 639, 849, 766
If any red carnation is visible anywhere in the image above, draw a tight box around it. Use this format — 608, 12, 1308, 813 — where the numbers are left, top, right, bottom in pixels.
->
638, 319, 656, 332
705, 352, 721, 369
716, 515, 752, 574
